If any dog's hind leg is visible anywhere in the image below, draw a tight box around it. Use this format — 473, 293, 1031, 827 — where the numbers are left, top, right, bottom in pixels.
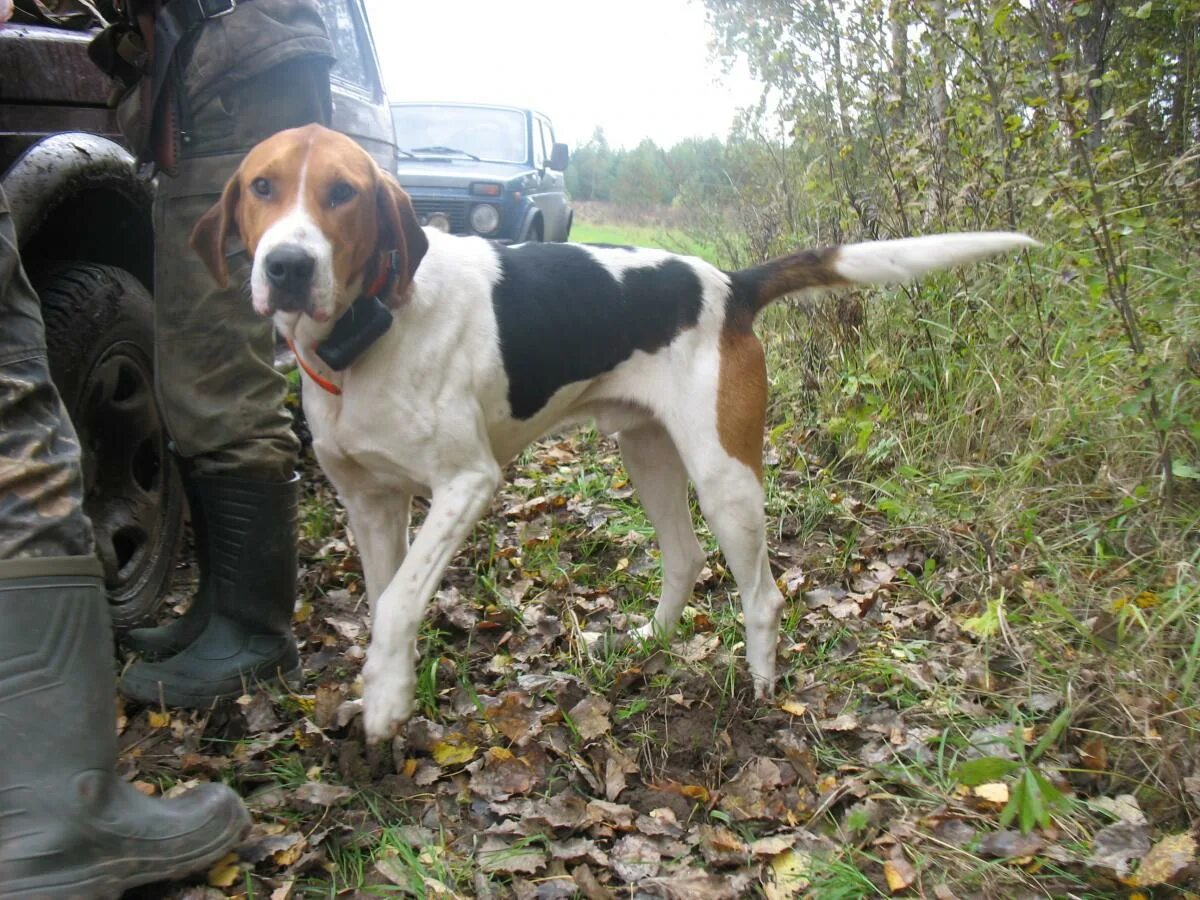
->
671, 437, 785, 699
617, 422, 707, 641
661, 330, 784, 699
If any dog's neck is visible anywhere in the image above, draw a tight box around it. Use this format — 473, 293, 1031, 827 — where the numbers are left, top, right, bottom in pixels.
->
280, 251, 404, 396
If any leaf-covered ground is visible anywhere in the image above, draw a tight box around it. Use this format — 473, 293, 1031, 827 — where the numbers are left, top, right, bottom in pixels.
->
118, 428, 1199, 899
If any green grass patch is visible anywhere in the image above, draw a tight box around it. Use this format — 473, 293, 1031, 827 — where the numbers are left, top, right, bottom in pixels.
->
570, 218, 721, 264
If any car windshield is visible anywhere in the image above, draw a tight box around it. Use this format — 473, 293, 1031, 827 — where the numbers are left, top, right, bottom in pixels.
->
392, 105, 527, 164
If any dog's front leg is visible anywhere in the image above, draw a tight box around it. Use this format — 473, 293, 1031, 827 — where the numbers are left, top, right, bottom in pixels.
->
361, 467, 500, 743
343, 491, 412, 615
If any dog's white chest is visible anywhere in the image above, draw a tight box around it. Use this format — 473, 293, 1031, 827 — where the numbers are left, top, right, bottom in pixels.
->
304, 384, 436, 495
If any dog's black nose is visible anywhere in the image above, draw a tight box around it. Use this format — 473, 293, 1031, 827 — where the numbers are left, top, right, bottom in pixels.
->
264, 244, 315, 300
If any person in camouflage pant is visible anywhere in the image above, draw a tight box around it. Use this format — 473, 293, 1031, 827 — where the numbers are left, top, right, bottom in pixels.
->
2, 0, 337, 889
116, 0, 334, 709
0, 181, 249, 895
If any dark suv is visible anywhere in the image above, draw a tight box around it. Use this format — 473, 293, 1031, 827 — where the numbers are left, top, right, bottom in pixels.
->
0, 0, 394, 628
391, 102, 572, 243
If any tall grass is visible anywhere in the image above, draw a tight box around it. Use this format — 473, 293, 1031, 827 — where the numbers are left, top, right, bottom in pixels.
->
572, 201, 1200, 820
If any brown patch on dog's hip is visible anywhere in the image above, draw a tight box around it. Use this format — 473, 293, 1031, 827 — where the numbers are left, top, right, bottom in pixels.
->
716, 324, 767, 479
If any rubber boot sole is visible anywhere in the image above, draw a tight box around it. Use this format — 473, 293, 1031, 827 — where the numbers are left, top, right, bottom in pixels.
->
121, 662, 303, 708
0, 799, 249, 899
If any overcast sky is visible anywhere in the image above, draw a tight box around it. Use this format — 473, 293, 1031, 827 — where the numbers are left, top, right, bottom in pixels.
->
361, 0, 763, 150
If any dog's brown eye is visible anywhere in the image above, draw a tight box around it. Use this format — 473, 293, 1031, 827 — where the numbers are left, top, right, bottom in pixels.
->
251, 177, 272, 198
328, 182, 356, 207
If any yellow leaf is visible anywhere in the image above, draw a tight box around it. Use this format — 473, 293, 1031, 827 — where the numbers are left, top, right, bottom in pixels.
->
402, 757, 418, 778
884, 856, 917, 893
431, 738, 478, 767
680, 783, 710, 803
207, 852, 241, 888
294, 695, 316, 716
780, 700, 808, 717
972, 782, 1010, 805
273, 838, 306, 867
1134, 591, 1159, 609
615, 557, 630, 572
764, 849, 812, 900
148, 710, 171, 729
1132, 832, 1196, 887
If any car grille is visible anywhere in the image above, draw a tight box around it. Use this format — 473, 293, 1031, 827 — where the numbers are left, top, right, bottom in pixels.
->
409, 197, 470, 233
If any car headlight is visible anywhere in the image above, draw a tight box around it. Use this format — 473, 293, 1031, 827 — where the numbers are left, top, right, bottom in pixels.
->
469, 203, 500, 235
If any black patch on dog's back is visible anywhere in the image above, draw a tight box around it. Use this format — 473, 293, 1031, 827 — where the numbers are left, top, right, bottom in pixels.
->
492, 242, 704, 419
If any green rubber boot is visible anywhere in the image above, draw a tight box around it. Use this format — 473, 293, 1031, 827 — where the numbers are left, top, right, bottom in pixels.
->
122, 472, 213, 659
120, 474, 302, 707
0, 556, 249, 899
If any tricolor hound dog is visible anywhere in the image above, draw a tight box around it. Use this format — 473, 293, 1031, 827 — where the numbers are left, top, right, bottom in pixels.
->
191, 124, 1037, 743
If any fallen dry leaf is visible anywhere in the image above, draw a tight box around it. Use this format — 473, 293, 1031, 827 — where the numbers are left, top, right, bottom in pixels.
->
978, 830, 1045, 859
569, 694, 612, 742
605, 743, 638, 801
431, 735, 479, 767
1078, 737, 1108, 772
1132, 832, 1196, 887
818, 712, 859, 732
718, 757, 783, 821
1091, 821, 1152, 877
763, 848, 813, 900
476, 836, 547, 875
468, 747, 541, 801
750, 835, 795, 857
971, 782, 1009, 805
148, 710, 171, 729
698, 823, 748, 868
641, 870, 755, 899
780, 699, 808, 716
1092, 793, 1147, 825
293, 782, 352, 807
610, 833, 661, 882
884, 852, 917, 893
485, 690, 544, 745
206, 852, 240, 888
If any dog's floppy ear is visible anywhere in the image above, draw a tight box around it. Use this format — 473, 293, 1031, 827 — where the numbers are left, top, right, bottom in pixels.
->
189, 173, 242, 288
376, 174, 428, 297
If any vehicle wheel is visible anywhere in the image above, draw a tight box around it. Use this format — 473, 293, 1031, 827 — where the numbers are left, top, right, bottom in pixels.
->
36, 263, 184, 630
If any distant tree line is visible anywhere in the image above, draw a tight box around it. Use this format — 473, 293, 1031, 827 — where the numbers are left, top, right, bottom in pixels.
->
565, 129, 730, 208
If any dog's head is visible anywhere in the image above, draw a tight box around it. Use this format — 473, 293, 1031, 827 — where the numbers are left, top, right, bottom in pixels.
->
191, 123, 428, 325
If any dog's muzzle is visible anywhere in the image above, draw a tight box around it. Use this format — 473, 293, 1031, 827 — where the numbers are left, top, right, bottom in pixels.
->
264, 244, 315, 313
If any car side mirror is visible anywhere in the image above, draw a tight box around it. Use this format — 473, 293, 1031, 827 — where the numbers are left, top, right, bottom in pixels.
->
549, 142, 569, 172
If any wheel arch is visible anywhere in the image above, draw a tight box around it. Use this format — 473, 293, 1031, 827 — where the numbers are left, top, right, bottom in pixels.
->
517, 206, 544, 242
2, 133, 154, 291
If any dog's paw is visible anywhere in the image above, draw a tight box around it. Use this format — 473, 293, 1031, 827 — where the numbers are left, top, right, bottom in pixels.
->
362, 671, 415, 744
631, 621, 657, 643
752, 678, 776, 702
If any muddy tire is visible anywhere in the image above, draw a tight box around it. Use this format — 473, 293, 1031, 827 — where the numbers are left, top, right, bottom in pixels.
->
36, 263, 184, 630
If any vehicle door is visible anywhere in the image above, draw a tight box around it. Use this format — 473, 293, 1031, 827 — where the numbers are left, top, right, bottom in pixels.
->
530, 115, 568, 241
316, 0, 396, 173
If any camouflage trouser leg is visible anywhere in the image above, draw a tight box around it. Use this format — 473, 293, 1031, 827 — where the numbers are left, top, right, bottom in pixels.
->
154, 58, 330, 482
0, 186, 94, 560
